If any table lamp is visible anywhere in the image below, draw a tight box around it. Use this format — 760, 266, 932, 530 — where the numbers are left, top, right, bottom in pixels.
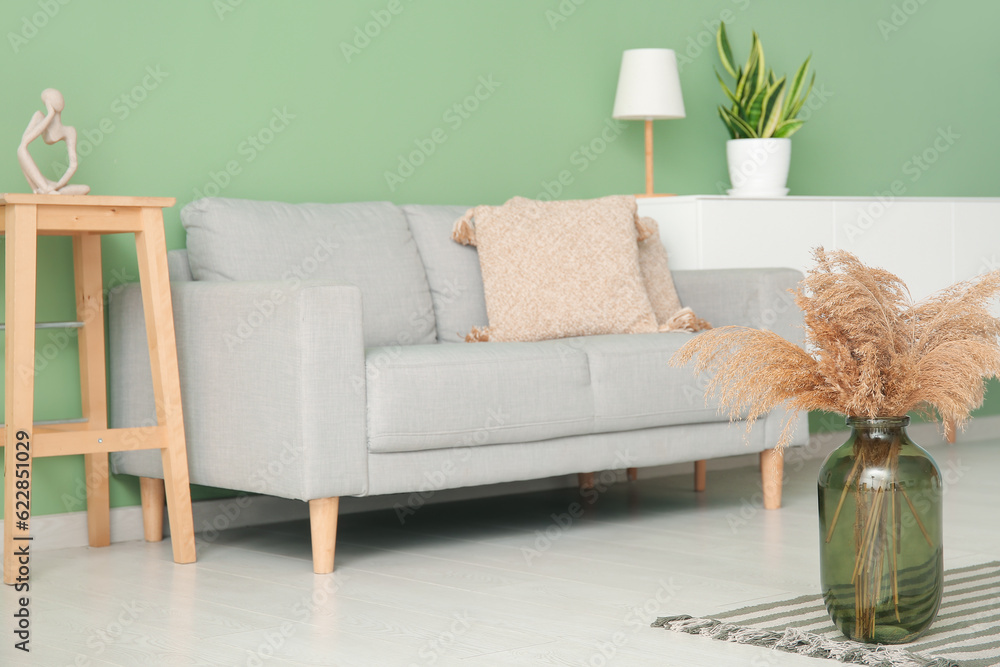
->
612, 48, 685, 197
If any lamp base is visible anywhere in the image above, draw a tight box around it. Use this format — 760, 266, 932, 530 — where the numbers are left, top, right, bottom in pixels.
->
635, 193, 677, 198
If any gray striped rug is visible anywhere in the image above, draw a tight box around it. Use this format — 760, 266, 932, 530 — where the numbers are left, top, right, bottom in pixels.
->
653, 561, 1000, 666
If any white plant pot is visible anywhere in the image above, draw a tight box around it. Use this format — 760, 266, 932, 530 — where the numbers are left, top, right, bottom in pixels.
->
726, 138, 791, 197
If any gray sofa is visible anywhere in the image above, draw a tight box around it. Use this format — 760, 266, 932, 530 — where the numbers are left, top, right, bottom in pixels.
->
108, 197, 808, 573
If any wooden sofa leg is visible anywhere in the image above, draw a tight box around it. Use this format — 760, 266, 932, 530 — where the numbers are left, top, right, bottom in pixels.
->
309, 497, 340, 574
578, 472, 595, 490
626, 467, 638, 482
760, 448, 784, 510
140, 477, 165, 542
694, 460, 707, 492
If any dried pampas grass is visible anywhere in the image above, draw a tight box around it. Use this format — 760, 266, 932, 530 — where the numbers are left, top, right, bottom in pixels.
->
671, 247, 1000, 447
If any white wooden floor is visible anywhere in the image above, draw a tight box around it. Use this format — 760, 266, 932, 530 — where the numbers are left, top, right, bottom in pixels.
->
4, 435, 998, 666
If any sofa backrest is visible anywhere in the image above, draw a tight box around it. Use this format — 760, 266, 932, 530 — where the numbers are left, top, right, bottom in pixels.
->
167, 249, 194, 281
402, 205, 489, 343
181, 197, 437, 348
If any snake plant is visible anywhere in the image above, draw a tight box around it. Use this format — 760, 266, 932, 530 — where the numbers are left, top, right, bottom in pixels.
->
716, 22, 815, 139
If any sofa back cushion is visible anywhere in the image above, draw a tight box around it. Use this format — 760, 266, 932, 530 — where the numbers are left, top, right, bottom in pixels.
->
167, 249, 194, 281
182, 197, 437, 347
403, 204, 489, 343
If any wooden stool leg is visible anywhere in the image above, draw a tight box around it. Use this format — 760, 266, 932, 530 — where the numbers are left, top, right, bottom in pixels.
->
761, 448, 784, 510
83, 454, 111, 547
310, 497, 340, 574
694, 460, 707, 492
140, 477, 166, 542
626, 467, 638, 482
74, 233, 111, 547
578, 472, 595, 490
135, 208, 196, 564
4, 203, 38, 585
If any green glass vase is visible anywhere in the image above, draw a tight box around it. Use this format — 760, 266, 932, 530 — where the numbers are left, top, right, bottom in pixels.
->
817, 416, 943, 644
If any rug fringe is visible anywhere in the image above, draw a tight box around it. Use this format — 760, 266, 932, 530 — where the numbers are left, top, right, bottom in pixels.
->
652, 616, 959, 667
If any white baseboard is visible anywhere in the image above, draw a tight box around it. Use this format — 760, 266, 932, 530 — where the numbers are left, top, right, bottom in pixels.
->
6, 414, 997, 555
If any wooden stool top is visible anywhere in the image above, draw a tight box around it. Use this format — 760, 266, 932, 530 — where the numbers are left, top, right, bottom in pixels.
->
0, 194, 177, 235
0, 194, 175, 208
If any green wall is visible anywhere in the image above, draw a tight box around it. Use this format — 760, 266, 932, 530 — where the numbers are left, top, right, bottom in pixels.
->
1, 0, 998, 515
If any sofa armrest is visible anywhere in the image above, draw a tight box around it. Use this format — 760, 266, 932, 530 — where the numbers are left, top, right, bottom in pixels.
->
672, 268, 804, 344
109, 279, 368, 500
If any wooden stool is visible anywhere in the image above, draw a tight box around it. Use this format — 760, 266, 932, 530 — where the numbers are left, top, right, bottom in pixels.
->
2, 194, 196, 584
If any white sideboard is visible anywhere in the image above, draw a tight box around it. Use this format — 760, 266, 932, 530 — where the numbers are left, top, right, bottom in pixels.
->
637, 196, 1000, 303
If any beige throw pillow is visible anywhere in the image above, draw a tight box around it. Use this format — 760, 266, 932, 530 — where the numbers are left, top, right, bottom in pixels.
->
452, 195, 659, 342
637, 218, 711, 332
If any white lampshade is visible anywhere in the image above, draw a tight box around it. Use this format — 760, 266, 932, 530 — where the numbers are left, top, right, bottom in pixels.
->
612, 48, 686, 120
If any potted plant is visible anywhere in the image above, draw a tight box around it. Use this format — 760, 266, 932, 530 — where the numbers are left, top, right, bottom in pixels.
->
672, 248, 1000, 643
716, 22, 815, 196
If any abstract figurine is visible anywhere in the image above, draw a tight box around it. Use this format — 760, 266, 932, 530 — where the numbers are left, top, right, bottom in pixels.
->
17, 88, 90, 195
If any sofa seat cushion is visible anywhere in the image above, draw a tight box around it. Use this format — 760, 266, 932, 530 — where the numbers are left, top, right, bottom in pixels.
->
366, 340, 594, 453
578, 333, 740, 431
182, 197, 437, 348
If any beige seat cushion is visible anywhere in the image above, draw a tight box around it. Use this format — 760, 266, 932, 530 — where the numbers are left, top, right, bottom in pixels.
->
452, 195, 658, 342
